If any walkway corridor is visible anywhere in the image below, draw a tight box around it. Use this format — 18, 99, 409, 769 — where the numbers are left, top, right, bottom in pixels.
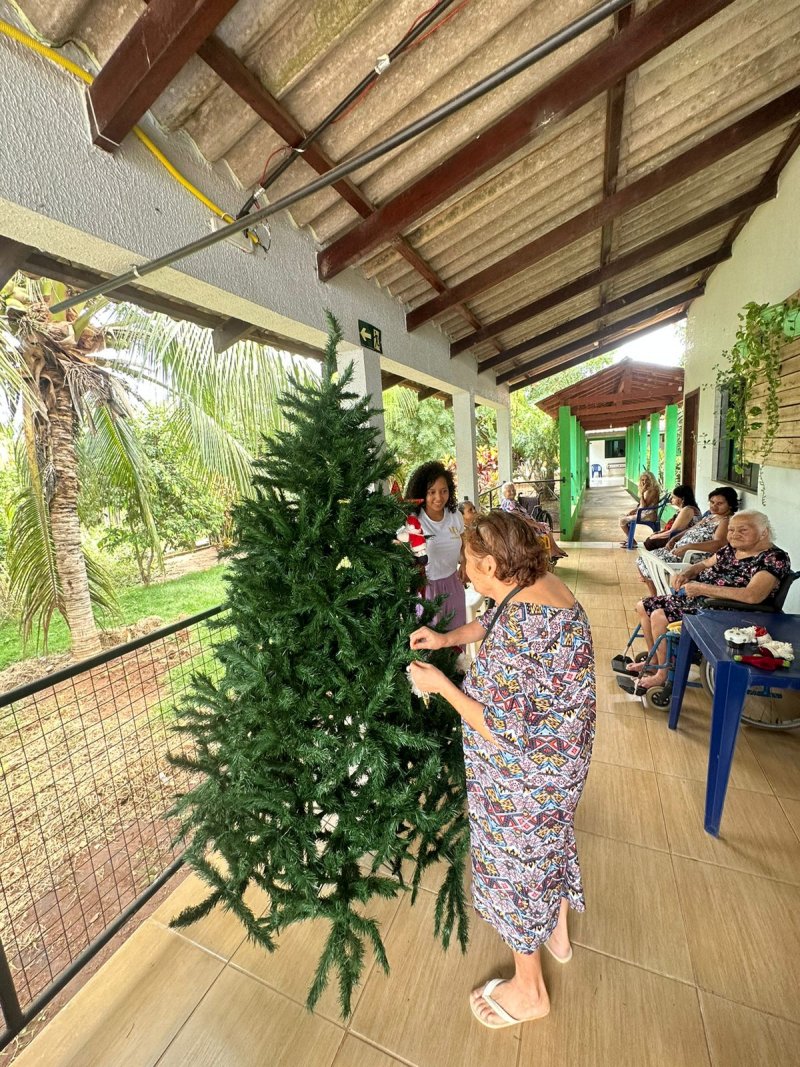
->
14, 539, 800, 1067
571, 484, 633, 544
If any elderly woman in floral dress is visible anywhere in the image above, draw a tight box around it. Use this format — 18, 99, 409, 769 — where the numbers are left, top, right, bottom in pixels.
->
409, 512, 595, 1029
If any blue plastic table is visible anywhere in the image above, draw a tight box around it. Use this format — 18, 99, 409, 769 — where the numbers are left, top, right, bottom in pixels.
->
668, 610, 800, 836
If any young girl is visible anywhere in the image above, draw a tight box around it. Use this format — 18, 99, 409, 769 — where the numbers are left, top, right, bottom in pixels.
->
459, 499, 478, 525
401, 461, 466, 630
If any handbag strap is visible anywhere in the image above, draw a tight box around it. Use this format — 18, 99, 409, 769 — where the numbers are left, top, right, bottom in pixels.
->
481, 584, 523, 645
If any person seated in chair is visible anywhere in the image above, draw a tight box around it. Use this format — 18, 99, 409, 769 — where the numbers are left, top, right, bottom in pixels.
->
619, 471, 660, 548
640, 484, 701, 551
499, 482, 567, 560
630, 511, 790, 692
636, 486, 738, 595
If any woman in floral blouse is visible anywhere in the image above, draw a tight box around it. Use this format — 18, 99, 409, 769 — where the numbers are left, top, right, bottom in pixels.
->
630, 511, 790, 693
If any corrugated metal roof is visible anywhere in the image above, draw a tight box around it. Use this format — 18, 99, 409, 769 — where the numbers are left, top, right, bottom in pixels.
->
9, 0, 800, 392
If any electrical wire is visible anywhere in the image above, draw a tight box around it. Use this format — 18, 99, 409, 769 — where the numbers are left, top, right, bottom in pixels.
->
0, 18, 260, 247
48, 0, 635, 314
237, 0, 464, 217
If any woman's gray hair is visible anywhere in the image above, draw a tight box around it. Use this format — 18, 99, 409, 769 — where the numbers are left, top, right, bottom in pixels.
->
732, 509, 774, 539
501, 481, 516, 494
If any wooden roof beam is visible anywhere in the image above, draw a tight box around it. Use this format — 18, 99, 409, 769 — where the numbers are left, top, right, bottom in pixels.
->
477, 255, 725, 372
197, 36, 488, 338
495, 286, 703, 384
88, 0, 239, 149
448, 187, 767, 356
409, 87, 800, 331
508, 312, 687, 392
597, 4, 633, 306
317, 0, 737, 282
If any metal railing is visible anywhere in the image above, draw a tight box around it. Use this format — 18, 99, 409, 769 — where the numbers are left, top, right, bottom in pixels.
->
0, 606, 231, 1052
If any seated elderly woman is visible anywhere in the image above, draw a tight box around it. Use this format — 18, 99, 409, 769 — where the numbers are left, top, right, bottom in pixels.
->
636, 485, 739, 596
619, 471, 660, 548
630, 511, 791, 692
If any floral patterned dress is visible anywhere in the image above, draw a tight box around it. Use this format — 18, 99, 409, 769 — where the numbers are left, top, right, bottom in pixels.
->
636, 512, 720, 580
461, 599, 595, 954
641, 544, 791, 622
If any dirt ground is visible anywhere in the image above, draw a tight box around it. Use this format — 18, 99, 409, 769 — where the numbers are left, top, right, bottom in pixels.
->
0, 584, 230, 1062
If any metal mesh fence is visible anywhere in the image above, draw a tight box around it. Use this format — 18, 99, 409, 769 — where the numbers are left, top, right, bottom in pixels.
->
0, 607, 231, 1043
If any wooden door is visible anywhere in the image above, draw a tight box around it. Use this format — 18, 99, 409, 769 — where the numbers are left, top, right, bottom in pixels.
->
682, 389, 699, 485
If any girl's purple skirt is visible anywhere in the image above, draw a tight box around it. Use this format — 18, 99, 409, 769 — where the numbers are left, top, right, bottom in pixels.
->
423, 571, 467, 631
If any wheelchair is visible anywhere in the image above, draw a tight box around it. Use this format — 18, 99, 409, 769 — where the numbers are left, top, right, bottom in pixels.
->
611, 569, 800, 729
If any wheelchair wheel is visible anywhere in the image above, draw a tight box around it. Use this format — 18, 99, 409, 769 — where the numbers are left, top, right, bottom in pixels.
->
642, 684, 671, 710
634, 651, 649, 664
699, 657, 800, 730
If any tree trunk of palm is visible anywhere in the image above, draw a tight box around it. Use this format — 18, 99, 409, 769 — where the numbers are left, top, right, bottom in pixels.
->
48, 368, 102, 659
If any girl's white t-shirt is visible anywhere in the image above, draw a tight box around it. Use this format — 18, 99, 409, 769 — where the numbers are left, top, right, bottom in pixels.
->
417, 508, 464, 581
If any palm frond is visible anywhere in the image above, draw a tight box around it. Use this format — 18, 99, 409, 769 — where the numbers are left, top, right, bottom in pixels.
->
80, 401, 162, 564
5, 480, 62, 647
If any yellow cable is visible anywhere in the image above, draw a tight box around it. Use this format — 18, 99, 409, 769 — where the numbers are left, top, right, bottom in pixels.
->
0, 18, 258, 243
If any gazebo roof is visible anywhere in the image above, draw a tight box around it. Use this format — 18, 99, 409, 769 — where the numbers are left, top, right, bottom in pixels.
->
536, 358, 684, 430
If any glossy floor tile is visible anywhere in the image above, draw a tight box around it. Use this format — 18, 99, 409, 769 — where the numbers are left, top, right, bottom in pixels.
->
674, 856, 800, 1021
519, 948, 709, 1067
571, 832, 693, 982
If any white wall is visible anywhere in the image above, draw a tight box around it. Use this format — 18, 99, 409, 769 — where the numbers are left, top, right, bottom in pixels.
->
684, 144, 800, 606
0, 28, 508, 411
589, 440, 606, 476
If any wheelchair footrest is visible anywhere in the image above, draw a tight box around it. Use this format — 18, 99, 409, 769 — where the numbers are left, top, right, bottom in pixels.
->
611, 654, 633, 675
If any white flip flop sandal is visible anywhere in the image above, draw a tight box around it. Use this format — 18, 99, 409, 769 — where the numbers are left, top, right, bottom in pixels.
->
470, 979, 520, 1029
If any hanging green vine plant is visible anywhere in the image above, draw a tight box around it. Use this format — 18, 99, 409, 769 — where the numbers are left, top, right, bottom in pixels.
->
716, 298, 800, 497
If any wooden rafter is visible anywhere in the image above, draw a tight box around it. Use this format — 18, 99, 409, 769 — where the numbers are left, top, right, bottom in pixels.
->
508, 311, 687, 392
197, 35, 492, 342
448, 187, 769, 357
495, 286, 704, 384
476, 260, 722, 372
598, 4, 633, 310
407, 87, 800, 331
317, 0, 736, 282
88, 0, 239, 149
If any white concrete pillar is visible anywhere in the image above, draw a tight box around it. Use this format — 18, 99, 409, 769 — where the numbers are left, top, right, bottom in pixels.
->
338, 346, 385, 446
452, 390, 478, 505
496, 404, 513, 483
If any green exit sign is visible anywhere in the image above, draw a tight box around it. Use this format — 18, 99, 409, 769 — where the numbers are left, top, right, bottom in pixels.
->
358, 320, 383, 353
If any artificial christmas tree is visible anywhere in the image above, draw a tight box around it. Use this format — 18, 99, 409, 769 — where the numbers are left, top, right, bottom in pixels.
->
170, 314, 469, 1015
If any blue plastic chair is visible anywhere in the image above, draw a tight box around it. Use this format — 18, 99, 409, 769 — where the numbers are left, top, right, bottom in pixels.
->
591, 463, 603, 478
625, 492, 671, 549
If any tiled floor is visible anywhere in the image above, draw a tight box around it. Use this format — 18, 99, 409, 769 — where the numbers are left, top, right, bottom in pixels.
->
13, 488, 800, 1066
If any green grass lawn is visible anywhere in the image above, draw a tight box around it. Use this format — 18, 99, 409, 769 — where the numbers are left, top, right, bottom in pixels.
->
0, 564, 228, 672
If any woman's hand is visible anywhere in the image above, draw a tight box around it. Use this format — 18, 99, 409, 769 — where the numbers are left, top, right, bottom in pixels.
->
672, 570, 689, 591
672, 544, 688, 558
408, 660, 451, 696
681, 581, 707, 598
410, 626, 446, 651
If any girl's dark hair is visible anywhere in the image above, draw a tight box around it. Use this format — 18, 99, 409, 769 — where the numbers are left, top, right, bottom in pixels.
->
708, 486, 739, 514
463, 512, 549, 585
672, 484, 698, 508
404, 461, 458, 514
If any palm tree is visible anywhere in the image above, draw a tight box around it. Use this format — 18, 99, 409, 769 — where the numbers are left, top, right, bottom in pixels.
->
0, 275, 314, 660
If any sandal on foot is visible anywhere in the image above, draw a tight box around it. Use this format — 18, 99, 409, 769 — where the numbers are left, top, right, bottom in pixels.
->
470, 979, 521, 1030
544, 942, 573, 964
